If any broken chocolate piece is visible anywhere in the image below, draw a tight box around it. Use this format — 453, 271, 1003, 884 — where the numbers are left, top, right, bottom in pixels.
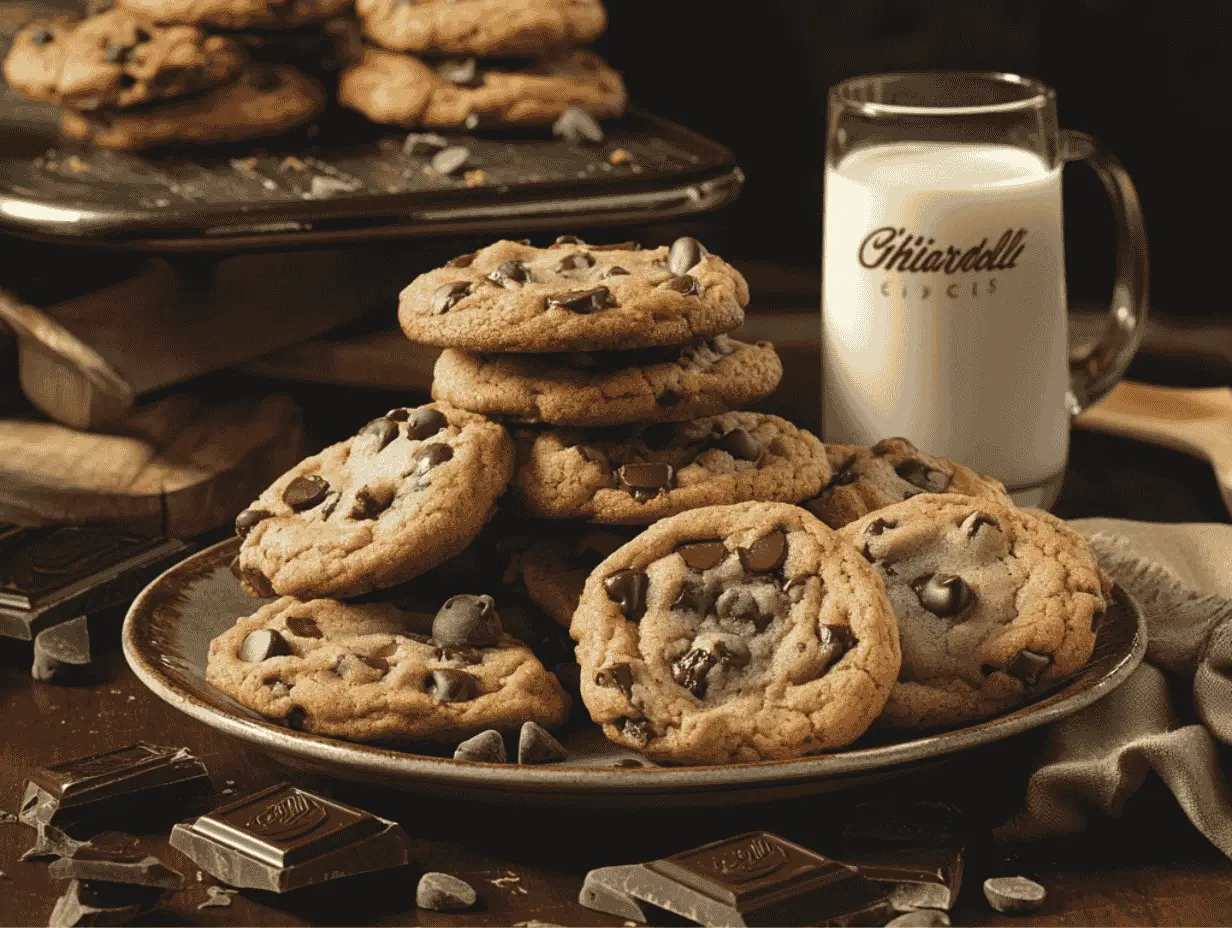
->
48, 879, 165, 928
1004, 649, 1052, 685
595, 662, 635, 698
20, 744, 212, 831
49, 837, 184, 890
617, 462, 674, 501
20, 823, 89, 861
240, 628, 289, 663
983, 876, 1045, 914
32, 616, 91, 683
282, 475, 329, 511
169, 782, 410, 893
546, 286, 616, 314
417, 871, 477, 912
738, 530, 788, 573
604, 569, 648, 621
676, 540, 727, 572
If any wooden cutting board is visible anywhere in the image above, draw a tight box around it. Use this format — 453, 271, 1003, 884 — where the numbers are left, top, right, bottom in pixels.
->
0, 391, 303, 537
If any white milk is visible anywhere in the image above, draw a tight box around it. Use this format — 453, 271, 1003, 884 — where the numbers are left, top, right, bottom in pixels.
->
822, 141, 1070, 491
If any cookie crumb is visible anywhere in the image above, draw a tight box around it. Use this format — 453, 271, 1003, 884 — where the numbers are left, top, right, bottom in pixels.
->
463, 169, 487, 187
609, 148, 633, 166
417, 872, 476, 912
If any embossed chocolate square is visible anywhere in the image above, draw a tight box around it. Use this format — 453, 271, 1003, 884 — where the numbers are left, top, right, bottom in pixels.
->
20, 743, 212, 830
170, 783, 411, 892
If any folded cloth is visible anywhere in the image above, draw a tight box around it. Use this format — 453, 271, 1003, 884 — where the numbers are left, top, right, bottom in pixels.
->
995, 519, 1232, 857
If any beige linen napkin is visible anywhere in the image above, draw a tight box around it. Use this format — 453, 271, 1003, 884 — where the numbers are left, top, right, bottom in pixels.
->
995, 519, 1232, 856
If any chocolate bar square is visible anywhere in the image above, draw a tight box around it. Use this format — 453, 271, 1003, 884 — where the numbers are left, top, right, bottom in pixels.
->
837, 802, 967, 908
170, 783, 411, 892
20, 743, 213, 831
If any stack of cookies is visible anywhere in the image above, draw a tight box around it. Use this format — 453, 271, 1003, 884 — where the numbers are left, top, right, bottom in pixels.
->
339, 0, 626, 131
2, 1, 344, 150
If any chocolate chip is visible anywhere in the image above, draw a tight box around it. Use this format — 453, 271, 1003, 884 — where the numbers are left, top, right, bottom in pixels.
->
865, 518, 896, 536
961, 512, 1000, 537
240, 629, 290, 663
407, 407, 448, 439
437, 57, 480, 86
660, 274, 700, 296
432, 594, 502, 647
412, 443, 453, 476
444, 249, 477, 267
913, 574, 973, 618
104, 43, 132, 64
620, 716, 651, 746
656, 390, 682, 407
983, 876, 1046, 914
487, 259, 530, 286
617, 462, 674, 501
338, 653, 388, 678
896, 458, 951, 493
417, 872, 477, 912
518, 721, 567, 764
430, 280, 472, 314
351, 483, 395, 519
639, 422, 676, 449
241, 566, 275, 598
1005, 649, 1052, 685
359, 416, 399, 450
671, 577, 713, 613
386, 407, 411, 421
667, 236, 708, 276
425, 668, 477, 702
603, 265, 630, 278
555, 235, 585, 245
818, 624, 856, 667
575, 445, 606, 465
29, 25, 54, 45
283, 475, 329, 511
235, 508, 272, 538
718, 428, 761, 462
714, 638, 751, 669
552, 104, 605, 144
431, 146, 470, 175
716, 588, 765, 629
555, 251, 595, 272
546, 286, 615, 314
285, 707, 308, 730
676, 540, 727, 572
134, 27, 150, 43
604, 569, 648, 621
672, 648, 717, 697
738, 530, 788, 572
595, 662, 635, 698
454, 730, 506, 763
285, 617, 322, 638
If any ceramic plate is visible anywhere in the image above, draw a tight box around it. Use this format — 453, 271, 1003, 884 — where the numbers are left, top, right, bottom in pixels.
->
123, 538, 1146, 807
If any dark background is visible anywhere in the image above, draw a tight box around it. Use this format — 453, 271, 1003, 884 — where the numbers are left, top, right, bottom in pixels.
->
596, 0, 1228, 318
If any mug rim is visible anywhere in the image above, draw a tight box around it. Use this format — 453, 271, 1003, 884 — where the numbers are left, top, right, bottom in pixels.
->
831, 70, 1055, 118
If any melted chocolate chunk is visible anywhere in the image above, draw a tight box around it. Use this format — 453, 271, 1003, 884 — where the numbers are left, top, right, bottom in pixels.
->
896, 458, 951, 493
1005, 649, 1052, 685
283, 475, 329, 511
240, 629, 290, 663
717, 428, 761, 462
617, 463, 674, 501
595, 662, 634, 698
604, 569, 648, 621
672, 577, 714, 614
667, 236, 708, 276
432, 594, 502, 647
960, 512, 1000, 537
386, 408, 411, 421
359, 417, 399, 451
676, 540, 727, 572
284, 617, 322, 639
407, 407, 448, 440
603, 265, 630, 278
738, 530, 788, 573
660, 274, 700, 295
430, 280, 472, 314
350, 484, 395, 520
576, 445, 607, 465
412, 443, 453, 476
818, 624, 856, 667
865, 518, 896, 536
546, 286, 616, 314
425, 669, 477, 702
445, 251, 477, 268
716, 588, 764, 628
620, 716, 651, 746
912, 574, 973, 618
672, 648, 717, 697
487, 259, 530, 286
555, 251, 596, 272
235, 508, 272, 539
656, 390, 682, 407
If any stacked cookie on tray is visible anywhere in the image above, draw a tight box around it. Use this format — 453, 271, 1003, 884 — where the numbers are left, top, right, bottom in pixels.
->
339, 0, 626, 130
1, 0, 348, 149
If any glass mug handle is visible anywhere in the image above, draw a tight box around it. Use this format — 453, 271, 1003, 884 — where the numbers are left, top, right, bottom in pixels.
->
1061, 129, 1150, 416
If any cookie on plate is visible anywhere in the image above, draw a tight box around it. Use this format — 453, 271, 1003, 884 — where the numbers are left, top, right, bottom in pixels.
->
840, 493, 1109, 729
60, 64, 324, 149
116, 0, 352, 29
571, 502, 901, 764
514, 412, 829, 524
338, 47, 625, 129
235, 402, 515, 600
207, 594, 570, 743
399, 237, 748, 353
804, 438, 1011, 529
514, 526, 637, 628
432, 336, 782, 427
3, 10, 247, 110
356, 0, 606, 57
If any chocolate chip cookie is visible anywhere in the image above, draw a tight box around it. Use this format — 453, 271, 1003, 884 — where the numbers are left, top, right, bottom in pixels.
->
840, 494, 1109, 729
235, 403, 515, 600
60, 64, 324, 149
338, 47, 626, 129
399, 237, 748, 353
356, 0, 606, 57
115, 0, 352, 29
805, 438, 1011, 529
571, 502, 901, 764
514, 526, 638, 628
514, 412, 829, 525
3, 10, 246, 109
206, 594, 570, 743
432, 336, 781, 427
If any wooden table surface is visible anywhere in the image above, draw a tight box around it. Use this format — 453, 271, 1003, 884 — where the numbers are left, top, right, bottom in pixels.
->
3, 349, 1232, 926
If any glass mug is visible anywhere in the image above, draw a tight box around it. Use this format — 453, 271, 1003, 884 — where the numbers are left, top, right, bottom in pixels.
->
821, 71, 1148, 508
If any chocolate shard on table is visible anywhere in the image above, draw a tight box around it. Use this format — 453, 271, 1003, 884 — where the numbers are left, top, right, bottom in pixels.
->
20, 743, 213, 832
169, 782, 411, 893
20, 823, 90, 861
48, 832, 185, 890
578, 831, 894, 927
32, 616, 91, 683
835, 802, 967, 911
47, 878, 166, 928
